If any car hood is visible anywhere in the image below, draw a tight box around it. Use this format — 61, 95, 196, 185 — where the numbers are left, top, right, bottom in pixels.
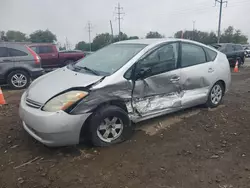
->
26, 67, 103, 104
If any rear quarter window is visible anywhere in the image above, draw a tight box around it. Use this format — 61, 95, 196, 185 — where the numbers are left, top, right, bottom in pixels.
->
204, 47, 217, 61
8, 48, 28, 57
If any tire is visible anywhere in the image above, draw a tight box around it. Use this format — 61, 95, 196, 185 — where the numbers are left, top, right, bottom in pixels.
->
7, 70, 30, 90
238, 58, 242, 68
88, 105, 133, 147
205, 82, 225, 108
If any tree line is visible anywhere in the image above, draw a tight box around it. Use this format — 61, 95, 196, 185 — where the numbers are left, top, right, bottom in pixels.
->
0, 26, 248, 52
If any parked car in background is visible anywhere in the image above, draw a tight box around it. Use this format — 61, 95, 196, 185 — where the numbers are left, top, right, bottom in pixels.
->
242, 45, 250, 58
0, 42, 44, 89
19, 39, 231, 147
28, 43, 85, 69
211, 43, 245, 67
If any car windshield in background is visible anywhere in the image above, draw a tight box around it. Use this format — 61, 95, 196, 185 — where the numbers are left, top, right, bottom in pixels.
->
72, 43, 147, 76
211, 44, 225, 52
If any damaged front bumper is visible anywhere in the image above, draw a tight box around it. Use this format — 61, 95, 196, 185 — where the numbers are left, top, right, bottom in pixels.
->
19, 92, 91, 147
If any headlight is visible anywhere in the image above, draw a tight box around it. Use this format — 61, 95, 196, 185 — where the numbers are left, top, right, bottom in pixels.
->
43, 91, 88, 112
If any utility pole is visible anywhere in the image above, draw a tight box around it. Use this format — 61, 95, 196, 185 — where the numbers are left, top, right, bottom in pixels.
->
192, 21, 196, 40
65, 37, 70, 50
110, 20, 114, 43
215, 0, 228, 43
86, 21, 93, 52
115, 3, 124, 40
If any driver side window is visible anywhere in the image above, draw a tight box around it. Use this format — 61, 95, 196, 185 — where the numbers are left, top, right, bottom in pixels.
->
137, 42, 179, 77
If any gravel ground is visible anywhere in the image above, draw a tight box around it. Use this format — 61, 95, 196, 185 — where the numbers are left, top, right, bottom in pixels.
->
0, 64, 250, 188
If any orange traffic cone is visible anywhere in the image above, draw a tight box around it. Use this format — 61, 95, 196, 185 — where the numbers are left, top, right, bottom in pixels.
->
0, 87, 6, 105
234, 61, 239, 73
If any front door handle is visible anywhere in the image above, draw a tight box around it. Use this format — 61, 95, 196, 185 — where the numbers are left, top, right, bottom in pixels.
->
3, 59, 11, 62
170, 76, 180, 82
208, 68, 214, 73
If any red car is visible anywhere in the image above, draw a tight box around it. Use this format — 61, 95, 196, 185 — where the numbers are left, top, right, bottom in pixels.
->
29, 43, 85, 68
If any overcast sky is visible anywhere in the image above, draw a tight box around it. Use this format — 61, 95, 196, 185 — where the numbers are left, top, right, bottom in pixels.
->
1, 0, 250, 47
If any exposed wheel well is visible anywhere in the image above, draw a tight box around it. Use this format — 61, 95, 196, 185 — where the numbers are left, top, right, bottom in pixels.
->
216, 80, 226, 95
5, 68, 30, 82
79, 100, 128, 143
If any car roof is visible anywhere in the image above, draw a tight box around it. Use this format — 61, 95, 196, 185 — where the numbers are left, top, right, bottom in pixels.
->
114, 38, 215, 51
29, 43, 54, 46
114, 38, 180, 45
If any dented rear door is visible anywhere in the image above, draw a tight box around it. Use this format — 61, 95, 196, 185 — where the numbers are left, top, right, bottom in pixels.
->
132, 42, 182, 117
179, 42, 216, 108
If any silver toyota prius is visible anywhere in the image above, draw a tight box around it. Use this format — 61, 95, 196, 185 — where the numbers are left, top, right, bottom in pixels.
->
19, 39, 231, 147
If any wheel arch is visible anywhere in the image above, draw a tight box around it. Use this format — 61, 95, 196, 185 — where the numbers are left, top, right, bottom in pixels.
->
4, 68, 31, 81
79, 99, 129, 143
214, 80, 226, 95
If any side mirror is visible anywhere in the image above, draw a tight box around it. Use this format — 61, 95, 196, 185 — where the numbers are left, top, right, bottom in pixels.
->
135, 67, 151, 80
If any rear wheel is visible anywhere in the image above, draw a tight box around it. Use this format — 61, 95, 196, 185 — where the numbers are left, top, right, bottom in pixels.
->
88, 105, 133, 147
7, 70, 30, 89
205, 82, 224, 108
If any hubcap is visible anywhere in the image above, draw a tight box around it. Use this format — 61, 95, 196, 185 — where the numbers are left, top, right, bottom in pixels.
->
211, 84, 222, 105
97, 117, 124, 143
11, 73, 27, 88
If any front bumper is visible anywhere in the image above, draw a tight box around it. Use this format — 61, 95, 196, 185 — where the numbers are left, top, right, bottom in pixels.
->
19, 92, 91, 147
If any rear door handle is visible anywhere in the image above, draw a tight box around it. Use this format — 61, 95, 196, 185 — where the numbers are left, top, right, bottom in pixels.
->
170, 76, 180, 82
208, 68, 214, 73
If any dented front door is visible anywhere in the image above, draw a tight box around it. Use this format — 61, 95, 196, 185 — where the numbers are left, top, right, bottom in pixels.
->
132, 42, 182, 117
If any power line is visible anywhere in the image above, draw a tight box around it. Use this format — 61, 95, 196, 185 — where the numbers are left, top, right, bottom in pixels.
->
115, 2, 124, 40
85, 21, 93, 52
215, 0, 228, 44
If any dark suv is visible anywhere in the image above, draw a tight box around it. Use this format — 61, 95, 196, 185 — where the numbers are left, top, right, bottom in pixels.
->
0, 42, 44, 89
211, 43, 245, 67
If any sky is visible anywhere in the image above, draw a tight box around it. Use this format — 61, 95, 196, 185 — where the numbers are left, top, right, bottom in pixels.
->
1, 0, 250, 48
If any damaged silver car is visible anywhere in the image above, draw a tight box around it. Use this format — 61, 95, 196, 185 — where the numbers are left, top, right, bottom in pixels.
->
19, 39, 231, 147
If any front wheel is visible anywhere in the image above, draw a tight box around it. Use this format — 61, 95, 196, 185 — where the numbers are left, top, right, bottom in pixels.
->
205, 82, 224, 108
88, 105, 134, 147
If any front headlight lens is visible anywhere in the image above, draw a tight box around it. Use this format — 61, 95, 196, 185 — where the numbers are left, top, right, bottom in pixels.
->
43, 91, 88, 112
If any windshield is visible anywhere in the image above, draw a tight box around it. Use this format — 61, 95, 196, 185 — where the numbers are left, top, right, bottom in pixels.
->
211, 44, 226, 52
73, 43, 146, 76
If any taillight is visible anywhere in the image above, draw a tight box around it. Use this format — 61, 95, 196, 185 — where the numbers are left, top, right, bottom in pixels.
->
26, 46, 40, 64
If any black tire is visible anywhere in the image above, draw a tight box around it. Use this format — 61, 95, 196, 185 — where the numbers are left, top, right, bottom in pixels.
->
88, 105, 133, 147
238, 58, 242, 68
7, 70, 30, 90
205, 81, 225, 108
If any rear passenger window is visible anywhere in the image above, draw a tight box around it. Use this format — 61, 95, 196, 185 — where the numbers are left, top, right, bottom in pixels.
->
205, 48, 217, 61
181, 43, 206, 68
0, 47, 8, 57
38, 46, 53, 54
8, 48, 27, 57
234, 45, 243, 51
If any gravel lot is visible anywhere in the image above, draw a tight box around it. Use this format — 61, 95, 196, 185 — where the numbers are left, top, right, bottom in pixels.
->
1, 60, 250, 188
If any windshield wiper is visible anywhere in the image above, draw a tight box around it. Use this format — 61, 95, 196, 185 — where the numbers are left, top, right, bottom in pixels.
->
73, 65, 99, 76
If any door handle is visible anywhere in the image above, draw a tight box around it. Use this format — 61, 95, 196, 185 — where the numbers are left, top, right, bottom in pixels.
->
3, 59, 11, 62
170, 76, 180, 82
208, 68, 214, 73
